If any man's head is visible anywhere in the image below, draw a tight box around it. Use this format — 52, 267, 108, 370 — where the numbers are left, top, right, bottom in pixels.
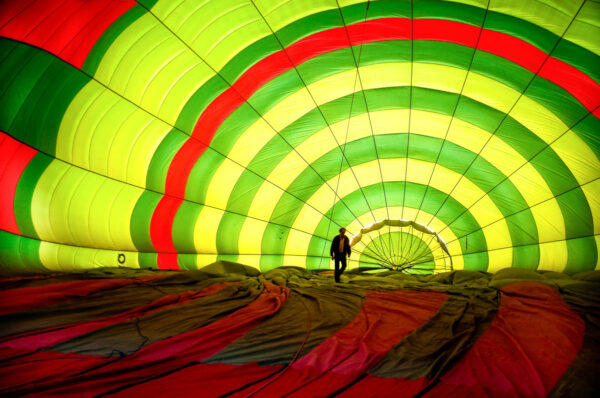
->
339, 227, 346, 236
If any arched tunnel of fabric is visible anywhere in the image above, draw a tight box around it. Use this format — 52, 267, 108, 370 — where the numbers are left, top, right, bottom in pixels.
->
0, 0, 599, 396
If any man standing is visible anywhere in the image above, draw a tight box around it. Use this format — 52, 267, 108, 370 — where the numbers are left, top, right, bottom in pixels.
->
330, 227, 351, 283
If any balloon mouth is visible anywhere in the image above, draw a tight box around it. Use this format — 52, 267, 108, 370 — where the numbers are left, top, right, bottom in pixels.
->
350, 219, 454, 273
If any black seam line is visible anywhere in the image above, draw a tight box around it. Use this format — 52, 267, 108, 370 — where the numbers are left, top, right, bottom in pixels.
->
318, 68, 361, 266
250, 0, 386, 268
326, 0, 393, 265
0, 0, 38, 32
312, 1, 387, 265
135, 1, 369, 233
413, 233, 600, 267
246, 0, 388, 262
335, 0, 398, 268
0, 227, 381, 260
359, 242, 394, 265
438, 175, 600, 248
398, 0, 415, 266
281, 294, 370, 398
418, 0, 589, 246
1, 27, 358, 250
407, 0, 491, 263
0, 40, 354, 250
413, 101, 600, 261
244, 289, 312, 397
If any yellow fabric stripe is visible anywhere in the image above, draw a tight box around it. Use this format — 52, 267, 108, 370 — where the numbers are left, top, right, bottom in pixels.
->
238, 217, 269, 254
196, 254, 219, 268
192, 206, 224, 253
57, 81, 172, 188
342, 206, 464, 270
248, 108, 562, 252
31, 161, 141, 251
93, 12, 216, 126
38, 243, 141, 272
287, 158, 510, 270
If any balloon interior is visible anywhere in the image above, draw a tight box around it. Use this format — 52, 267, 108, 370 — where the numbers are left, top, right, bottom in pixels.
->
0, 0, 599, 396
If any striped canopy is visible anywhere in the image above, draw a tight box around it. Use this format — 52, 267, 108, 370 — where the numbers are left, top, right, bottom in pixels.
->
1, 0, 599, 274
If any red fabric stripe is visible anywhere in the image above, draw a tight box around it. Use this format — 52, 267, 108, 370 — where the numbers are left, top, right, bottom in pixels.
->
111, 363, 283, 397
244, 290, 448, 397
156, 18, 599, 256
149, 195, 182, 253
0, 133, 37, 234
0, 349, 113, 392
164, 138, 209, 197
478, 27, 547, 71
157, 252, 179, 270
424, 282, 585, 397
0, 0, 135, 68
0, 282, 234, 351
539, 57, 600, 113
26, 283, 288, 397
413, 18, 478, 47
0, 275, 164, 316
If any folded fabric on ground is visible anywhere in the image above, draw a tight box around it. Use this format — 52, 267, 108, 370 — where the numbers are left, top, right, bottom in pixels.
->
0, 264, 598, 397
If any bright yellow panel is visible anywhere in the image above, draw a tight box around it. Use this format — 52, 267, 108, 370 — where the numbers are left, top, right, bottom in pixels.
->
486, 246, 514, 273
238, 217, 268, 253
284, 228, 314, 255
31, 161, 68, 242
344, 206, 463, 270
291, 159, 511, 264
246, 182, 283, 220
205, 158, 246, 209
39, 243, 140, 272
196, 254, 219, 268
193, 206, 223, 253
235, 254, 262, 268
537, 240, 569, 272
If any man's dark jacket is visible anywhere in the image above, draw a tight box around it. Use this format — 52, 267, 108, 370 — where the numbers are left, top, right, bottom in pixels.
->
330, 235, 351, 257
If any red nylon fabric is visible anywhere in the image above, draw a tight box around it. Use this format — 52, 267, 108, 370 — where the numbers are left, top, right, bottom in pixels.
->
0, 0, 135, 68
0, 132, 37, 235
111, 362, 283, 397
0, 282, 235, 351
0, 274, 163, 316
238, 290, 448, 397
424, 282, 585, 397
17, 282, 289, 396
152, 18, 600, 259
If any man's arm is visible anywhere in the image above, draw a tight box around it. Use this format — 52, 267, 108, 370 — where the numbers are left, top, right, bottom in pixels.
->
330, 236, 336, 257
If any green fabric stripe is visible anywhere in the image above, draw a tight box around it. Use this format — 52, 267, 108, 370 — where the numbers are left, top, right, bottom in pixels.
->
359, 231, 435, 269
146, 129, 185, 192
185, 148, 226, 203
178, 40, 592, 213
172, 201, 203, 253
0, 230, 45, 273
564, 235, 598, 274
82, 5, 147, 76
130, 190, 161, 251
301, 181, 488, 272
174, 0, 597, 129
14, 153, 53, 239
0, 39, 89, 155
216, 212, 246, 254
174, 76, 229, 134
209, 40, 589, 160
214, 85, 584, 266
288, 131, 534, 251
137, 251, 158, 269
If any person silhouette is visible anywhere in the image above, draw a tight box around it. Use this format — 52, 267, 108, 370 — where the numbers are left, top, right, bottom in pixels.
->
330, 227, 351, 283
